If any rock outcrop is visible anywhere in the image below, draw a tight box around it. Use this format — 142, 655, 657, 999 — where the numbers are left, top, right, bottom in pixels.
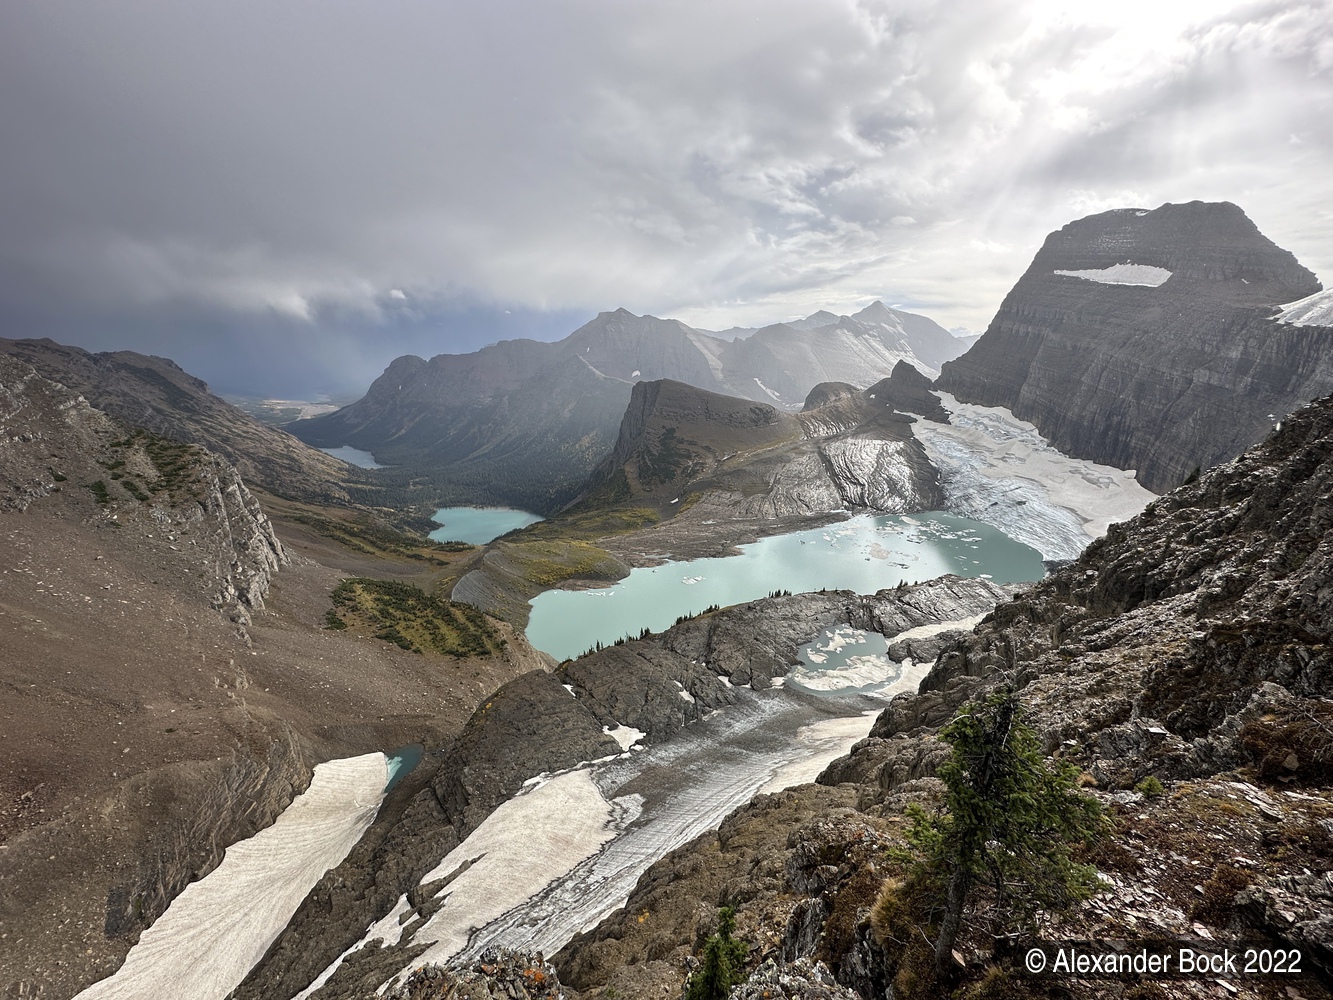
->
937, 201, 1333, 493
570, 377, 942, 522
0, 355, 286, 621
0, 337, 349, 504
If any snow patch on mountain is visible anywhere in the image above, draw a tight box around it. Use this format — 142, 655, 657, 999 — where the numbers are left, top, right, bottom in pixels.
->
1275, 288, 1333, 327
1054, 263, 1172, 287
74, 754, 388, 1000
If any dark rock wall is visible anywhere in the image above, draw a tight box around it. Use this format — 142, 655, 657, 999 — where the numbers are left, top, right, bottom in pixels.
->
937, 201, 1331, 493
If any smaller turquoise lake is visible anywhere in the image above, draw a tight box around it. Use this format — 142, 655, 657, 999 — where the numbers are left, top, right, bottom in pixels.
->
525, 512, 1045, 661
320, 446, 386, 469
430, 506, 544, 546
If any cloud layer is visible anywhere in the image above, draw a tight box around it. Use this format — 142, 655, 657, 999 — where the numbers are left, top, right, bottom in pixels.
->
2, 0, 1330, 391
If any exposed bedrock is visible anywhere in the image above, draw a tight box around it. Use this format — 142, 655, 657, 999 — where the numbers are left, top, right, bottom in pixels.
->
937, 200, 1333, 493
0, 355, 286, 621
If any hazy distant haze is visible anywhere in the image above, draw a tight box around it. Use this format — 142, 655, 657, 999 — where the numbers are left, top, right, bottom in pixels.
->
1, 0, 1330, 395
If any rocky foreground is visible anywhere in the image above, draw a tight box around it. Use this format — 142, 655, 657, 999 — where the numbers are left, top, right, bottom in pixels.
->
538, 391, 1333, 998
378, 373, 1333, 1000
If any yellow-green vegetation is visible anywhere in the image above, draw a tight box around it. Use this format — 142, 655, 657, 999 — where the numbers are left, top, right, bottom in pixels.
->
253, 488, 473, 563
327, 578, 504, 657
289, 509, 468, 563
495, 538, 627, 588
509, 504, 660, 543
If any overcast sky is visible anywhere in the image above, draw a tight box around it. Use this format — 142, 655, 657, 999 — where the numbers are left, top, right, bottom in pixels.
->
2, 0, 1331, 395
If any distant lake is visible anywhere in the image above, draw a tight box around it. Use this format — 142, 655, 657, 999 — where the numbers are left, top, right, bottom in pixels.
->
525, 512, 1044, 661
319, 446, 386, 469
430, 506, 544, 546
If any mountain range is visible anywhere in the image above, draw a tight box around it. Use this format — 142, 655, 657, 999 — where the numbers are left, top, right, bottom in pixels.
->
288, 303, 973, 511
5, 199, 1333, 1000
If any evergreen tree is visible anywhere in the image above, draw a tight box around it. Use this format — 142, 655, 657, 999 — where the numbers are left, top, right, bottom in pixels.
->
685, 906, 748, 1000
902, 688, 1106, 976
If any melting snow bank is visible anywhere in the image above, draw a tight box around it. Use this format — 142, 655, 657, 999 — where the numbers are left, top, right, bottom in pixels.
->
758, 711, 879, 793
912, 393, 1154, 561
313, 693, 880, 993
1275, 288, 1333, 327
1053, 263, 1172, 286
400, 770, 639, 972
74, 753, 388, 1000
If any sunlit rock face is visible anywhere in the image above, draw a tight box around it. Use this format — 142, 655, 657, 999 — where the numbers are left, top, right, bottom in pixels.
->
937, 200, 1333, 494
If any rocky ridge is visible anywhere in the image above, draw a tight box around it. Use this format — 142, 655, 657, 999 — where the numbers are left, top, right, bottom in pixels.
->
550, 391, 1333, 999
0, 337, 350, 505
571, 375, 942, 521
937, 200, 1333, 493
0, 354, 287, 622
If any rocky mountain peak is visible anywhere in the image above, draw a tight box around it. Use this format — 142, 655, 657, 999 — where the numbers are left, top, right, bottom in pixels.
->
801, 381, 861, 411
1032, 200, 1319, 306
937, 200, 1333, 492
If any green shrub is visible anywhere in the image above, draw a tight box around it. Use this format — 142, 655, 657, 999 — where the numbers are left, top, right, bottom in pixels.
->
1135, 775, 1165, 798
685, 907, 747, 1000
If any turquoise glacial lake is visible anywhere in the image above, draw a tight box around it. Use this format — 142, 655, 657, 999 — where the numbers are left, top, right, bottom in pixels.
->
319, 445, 386, 469
525, 512, 1045, 661
430, 506, 544, 546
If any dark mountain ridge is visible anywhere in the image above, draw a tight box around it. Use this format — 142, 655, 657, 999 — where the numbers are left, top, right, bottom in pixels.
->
936, 200, 1333, 493
570, 373, 942, 521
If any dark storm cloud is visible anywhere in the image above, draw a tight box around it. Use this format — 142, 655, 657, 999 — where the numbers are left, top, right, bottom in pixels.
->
1, 0, 1330, 391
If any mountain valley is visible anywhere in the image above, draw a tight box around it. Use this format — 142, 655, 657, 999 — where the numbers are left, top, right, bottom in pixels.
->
3, 201, 1332, 1000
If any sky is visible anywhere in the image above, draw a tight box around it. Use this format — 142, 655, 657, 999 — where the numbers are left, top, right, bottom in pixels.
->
2, 0, 1331, 397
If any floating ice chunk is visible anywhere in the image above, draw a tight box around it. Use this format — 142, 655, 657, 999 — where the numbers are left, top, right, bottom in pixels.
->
1053, 263, 1172, 287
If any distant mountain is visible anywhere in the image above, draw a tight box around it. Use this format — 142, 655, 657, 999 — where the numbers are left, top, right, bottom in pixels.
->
573, 371, 942, 519
290, 303, 966, 511
0, 338, 349, 504
936, 201, 1333, 493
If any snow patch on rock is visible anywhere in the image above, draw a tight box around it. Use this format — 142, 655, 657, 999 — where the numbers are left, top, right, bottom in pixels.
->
1054, 263, 1172, 286
74, 754, 388, 1000
1275, 288, 1333, 327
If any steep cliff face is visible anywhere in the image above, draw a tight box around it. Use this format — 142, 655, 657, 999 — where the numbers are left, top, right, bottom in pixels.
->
0, 356, 286, 620
937, 201, 1333, 493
